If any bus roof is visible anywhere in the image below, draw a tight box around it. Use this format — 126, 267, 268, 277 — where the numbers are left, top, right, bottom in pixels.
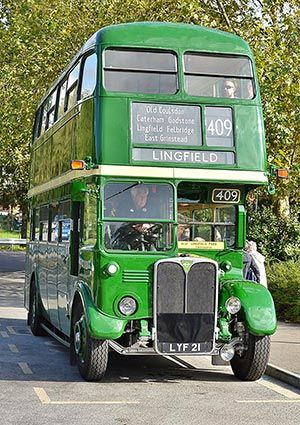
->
91, 22, 252, 56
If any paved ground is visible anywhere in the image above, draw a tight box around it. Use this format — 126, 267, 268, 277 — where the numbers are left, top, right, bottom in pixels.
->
270, 322, 300, 376
0, 251, 299, 424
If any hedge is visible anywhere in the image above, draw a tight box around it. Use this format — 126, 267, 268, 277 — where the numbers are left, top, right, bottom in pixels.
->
267, 261, 300, 323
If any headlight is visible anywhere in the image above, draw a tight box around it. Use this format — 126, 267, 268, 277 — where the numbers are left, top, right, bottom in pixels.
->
225, 296, 241, 314
105, 262, 119, 276
118, 297, 137, 316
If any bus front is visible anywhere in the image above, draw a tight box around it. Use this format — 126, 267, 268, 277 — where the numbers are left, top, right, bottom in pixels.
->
73, 23, 276, 381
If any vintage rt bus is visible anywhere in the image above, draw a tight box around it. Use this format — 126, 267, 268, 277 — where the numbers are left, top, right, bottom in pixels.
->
25, 22, 276, 381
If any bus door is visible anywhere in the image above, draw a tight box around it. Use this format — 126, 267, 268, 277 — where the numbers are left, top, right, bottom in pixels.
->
56, 201, 71, 335
47, 205, 60, 328
37, 205, 49, 316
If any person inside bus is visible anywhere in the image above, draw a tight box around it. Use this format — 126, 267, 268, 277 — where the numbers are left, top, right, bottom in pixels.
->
109, 185, 161, 250
178, 223, 190, 241
223, 79, 236, 98
118, 185, 157, 220
113, 184, 157, 235
129, 185, 151, 217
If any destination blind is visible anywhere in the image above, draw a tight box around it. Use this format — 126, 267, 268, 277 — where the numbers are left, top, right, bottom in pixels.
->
131, 102, 235, 165
131, 102, 202, 146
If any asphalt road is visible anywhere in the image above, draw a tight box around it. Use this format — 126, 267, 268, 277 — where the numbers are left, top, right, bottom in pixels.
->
0, 251, 299, 425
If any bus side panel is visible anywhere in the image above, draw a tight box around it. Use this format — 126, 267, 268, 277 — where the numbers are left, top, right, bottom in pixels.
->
99, 97, 130, 165
235, 105, 266, 171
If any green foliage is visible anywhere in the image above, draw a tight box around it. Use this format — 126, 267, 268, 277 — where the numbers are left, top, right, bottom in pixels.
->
247, 205, 300, 262
0, 0, 299, 224
267, 261, 300, 323
0, 230, 20, 239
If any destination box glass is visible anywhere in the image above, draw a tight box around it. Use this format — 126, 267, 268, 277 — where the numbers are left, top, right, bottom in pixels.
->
131, 102, 202, 146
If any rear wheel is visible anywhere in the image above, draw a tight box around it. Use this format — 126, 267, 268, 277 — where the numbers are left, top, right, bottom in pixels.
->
72, 302, 108, 381
28, 280, 46, 336
230, 333, 270, 381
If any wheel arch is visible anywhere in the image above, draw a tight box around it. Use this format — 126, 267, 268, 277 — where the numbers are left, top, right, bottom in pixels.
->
69, 280, 127, 341
223, 280, 277, 335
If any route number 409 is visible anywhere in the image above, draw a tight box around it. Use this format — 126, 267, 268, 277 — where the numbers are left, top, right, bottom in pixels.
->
207, 118, 232, 137
212, 188, 240, 203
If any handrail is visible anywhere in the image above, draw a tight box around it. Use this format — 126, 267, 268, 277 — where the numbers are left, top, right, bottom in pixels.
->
0, 238, 26, 246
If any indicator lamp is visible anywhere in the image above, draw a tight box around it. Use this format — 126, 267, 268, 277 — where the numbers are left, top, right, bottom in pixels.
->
220, 261, 232, 272
70, 160, 86, 170
104, 262, 119, 276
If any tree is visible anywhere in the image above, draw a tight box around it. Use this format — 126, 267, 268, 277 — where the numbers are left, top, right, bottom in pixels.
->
0, 0, 299, 237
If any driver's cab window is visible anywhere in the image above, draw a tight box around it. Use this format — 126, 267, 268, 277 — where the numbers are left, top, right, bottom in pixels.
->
103, 182, 174, 252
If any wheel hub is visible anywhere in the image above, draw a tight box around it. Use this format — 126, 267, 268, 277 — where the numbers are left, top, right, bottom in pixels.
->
74, 320, 82, 355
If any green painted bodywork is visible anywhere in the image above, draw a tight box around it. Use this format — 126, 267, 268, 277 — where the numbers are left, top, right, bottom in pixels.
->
30, 22, 267, 189
75, 280, 127, 340
97, 24, 266, 174
26, 22, 276, 344
220, 280, 277, 335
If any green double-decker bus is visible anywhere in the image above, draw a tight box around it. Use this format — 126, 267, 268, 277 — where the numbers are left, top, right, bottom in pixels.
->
25, 22, 276, 381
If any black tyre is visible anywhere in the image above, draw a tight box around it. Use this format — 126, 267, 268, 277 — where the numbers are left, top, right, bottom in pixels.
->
72, 302, 108, 381
28, 281, 46, 336
231, 334, 270, 381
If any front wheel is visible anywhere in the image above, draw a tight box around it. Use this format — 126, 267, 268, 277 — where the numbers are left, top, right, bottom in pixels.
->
72, 303, 108, 381
230, 334, 270, 381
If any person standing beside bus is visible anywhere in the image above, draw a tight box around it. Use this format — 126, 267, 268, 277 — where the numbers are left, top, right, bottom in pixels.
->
244, 240, 267, 287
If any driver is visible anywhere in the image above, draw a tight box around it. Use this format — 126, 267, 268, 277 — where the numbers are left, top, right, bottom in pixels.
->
127, 185, 152, 218
118, 185, 156, 231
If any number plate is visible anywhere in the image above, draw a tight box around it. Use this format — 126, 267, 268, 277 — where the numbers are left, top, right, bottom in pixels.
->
158, 342, 212, 354
212, 188, 240, 203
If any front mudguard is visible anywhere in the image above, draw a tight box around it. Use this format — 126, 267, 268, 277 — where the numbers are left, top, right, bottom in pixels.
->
221, 280, 277, 336
72, 281, 127, 340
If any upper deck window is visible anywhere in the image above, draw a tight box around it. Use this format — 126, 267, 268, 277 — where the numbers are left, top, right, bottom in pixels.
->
66, 63, 80, 109
184, 53, 254, 99
103, 48, 178, 94
80, 53, 97, 99
40, 89, 58, 135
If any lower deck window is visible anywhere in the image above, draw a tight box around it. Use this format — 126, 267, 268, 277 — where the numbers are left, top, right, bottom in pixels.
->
178, 203, 236, 247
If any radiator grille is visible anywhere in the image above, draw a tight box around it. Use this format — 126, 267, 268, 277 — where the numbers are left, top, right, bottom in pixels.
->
155, 259, 217, 354
122, 270, 150, 284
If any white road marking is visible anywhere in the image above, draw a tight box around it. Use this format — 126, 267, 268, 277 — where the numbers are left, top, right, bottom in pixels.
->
237, 400, 300, 403
0, 307, 27, 320
0, 331, 9, 338
8, 344, 19, 353
6, 326, 17, 335
18, 362, 33, 375
236, 377, 300, 403
34, 388, 51, 404
259, 377, 300, 399
48, 401, 140, 405
33, 387, 140, 405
